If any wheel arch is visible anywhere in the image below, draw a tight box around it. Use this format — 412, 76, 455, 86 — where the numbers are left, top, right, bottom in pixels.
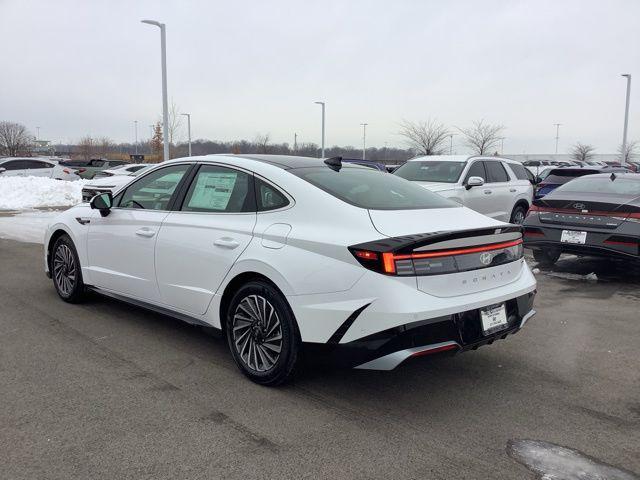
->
46, 227, 74, 272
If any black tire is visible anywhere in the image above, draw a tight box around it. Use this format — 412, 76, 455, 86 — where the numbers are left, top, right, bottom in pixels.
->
510, 204, 528, 224
51, 234, 86, 303
225, 280, 301, 386
533, 248, 561, 266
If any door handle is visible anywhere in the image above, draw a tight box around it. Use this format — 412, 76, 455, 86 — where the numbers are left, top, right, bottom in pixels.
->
135, 228, 156, 238
483, 189, 492, 194
509, 188, 517, 193
214, 237, 240, 249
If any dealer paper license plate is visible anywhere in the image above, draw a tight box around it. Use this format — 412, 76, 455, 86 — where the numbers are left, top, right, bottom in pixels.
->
480, 303, 508, 335
561, 230, 587, 244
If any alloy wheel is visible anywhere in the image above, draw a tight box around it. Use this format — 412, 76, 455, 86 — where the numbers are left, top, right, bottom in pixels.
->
53, 244, 77, 296
232, 294, 283, 372
513, 209, 526, 224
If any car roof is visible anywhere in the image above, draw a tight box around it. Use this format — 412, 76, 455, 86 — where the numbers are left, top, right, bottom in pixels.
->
407, 155, 518, 164
165, 154, 370, 171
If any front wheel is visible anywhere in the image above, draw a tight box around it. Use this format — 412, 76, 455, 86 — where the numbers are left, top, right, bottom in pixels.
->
533, 248, 561, 266
225, 280, 301, 386
51, 234, 86, 303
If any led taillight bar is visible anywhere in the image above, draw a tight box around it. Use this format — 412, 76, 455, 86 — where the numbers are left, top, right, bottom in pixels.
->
377, 239, 523, 274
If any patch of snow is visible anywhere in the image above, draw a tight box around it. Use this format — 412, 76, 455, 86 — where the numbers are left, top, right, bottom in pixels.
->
507, 439, 638, 480
0, 176, 86, 210
532, 268, 540, 274
545, 271, 598, 282
0, 211, 59, 244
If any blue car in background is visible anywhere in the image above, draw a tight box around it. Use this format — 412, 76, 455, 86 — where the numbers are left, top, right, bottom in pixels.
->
534, 167, 628, 199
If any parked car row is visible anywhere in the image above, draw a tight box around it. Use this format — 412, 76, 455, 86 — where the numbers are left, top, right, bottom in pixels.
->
0, 157, 78, 181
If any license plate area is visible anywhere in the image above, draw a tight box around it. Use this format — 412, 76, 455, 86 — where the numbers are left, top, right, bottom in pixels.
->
480, 303, 508, 335
561, 230, 587, 244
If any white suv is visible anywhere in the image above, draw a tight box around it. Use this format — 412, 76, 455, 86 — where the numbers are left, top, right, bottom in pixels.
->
394, 155, 533, 224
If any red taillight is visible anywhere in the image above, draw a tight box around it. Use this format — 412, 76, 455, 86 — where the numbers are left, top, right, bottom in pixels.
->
392, 239, 522, 260
353, 250, 378, 260
63, 168, 71, 174
411, 343, 458, 357
382, 252, 396, 274
78, 168, 86, 173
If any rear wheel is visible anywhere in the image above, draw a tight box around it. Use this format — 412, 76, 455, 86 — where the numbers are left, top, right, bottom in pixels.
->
225, 280, 300, 386
533, 248, 561, 266
51, 234, 86, 303
510, 204, 528, 224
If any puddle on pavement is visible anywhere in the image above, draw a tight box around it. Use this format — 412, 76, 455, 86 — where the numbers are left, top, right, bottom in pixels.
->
507, 439, 639, 480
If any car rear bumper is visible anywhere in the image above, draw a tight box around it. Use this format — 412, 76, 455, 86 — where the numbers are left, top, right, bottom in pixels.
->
523, 225, 640, 259
303, 290, 536, 370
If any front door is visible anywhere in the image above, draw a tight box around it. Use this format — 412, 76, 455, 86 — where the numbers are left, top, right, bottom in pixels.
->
86, 164, 192, 302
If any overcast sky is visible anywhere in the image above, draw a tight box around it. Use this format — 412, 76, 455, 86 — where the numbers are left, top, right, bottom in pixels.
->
1, 0, 639, 154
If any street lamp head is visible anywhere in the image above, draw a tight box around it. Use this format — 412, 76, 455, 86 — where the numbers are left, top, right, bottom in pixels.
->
141, 19, 163, 27
314, 101, 325, 105
622, 74, 631, 78
181, 113, 190, 117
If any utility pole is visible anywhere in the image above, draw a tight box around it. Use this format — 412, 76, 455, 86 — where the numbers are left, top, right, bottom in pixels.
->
181, 113, 192, 156
134, 120, 138, 155
142, 20, 170, 162
621, 74, 632, 166
553, 123, 562, 154
293, 132, 298, 153
314, 101, 325, 158
360, 123, 368, 160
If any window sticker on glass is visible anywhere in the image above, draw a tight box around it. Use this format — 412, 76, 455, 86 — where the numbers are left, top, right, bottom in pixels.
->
188, 172, 238, 210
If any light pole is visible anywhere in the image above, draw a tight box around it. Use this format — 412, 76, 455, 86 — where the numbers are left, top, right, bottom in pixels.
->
449, 134, 455, 154
181, 113, 192, 156
553, 123, 562, 154
621, 74, 632, 166
134, 120, 138, 155
142, 19, 169, 162
314, 101, 325, 158
360, 123, 368, 160
294, 132, 298, 153
36, 127, 40, 141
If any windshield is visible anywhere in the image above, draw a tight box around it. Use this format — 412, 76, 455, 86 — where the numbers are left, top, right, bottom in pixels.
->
393, 161, 465, 183
291, 166, 459, 210
556, 176, 640, 195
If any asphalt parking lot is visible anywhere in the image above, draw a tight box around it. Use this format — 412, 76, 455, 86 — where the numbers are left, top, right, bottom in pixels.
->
1, 238, 638, 479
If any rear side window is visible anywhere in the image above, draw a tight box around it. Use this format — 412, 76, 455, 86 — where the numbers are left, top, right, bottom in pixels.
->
255, 178, 289, 211
507, 163, 529, 180
464, 161, 486, 182
485, 161, 509, 182
181, 165, 254, 213
292, 166, 458, 210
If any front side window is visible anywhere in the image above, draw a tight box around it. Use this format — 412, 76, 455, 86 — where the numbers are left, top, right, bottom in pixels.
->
181, 165, 253, 213
464, 161, 486, 182
119, 164, 189, 210
484, 161, 509, 183
1, 160, 26, 170
255, 178, 289, 211
292, 166, 458, 210
394, 161, 466, 183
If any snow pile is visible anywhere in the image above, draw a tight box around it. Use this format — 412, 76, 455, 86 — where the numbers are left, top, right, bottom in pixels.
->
0, 176, 86, 210
0, 211, 58, 244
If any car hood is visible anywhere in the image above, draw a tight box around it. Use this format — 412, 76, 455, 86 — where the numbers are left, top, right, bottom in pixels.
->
368, 207, 505, 237
413, 181, 457, 193
84, 175, 135, 188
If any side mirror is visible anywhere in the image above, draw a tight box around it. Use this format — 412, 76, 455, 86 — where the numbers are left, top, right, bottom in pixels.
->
90, 192, 113, 216
465, 176, 485, 190
0, 167, 6, 174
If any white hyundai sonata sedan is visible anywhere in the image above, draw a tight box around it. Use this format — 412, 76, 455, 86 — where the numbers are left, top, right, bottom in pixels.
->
44, 155, 537, 385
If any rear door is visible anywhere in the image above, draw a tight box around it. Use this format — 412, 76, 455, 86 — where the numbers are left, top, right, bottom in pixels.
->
482, 160, 512, 221
86, 163, 192, 302
23, 160, 55, 178
155, 164, 257, 315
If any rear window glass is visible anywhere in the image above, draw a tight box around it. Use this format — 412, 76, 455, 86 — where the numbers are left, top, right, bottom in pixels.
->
292, 166, 458, 210
543, 169, 599, 185
556, 176, 640, 195
393, 161, 465, 183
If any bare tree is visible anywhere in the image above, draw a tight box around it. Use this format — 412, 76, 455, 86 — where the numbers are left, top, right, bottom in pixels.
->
0, 121, 33, 156
255, 133, 271, 154
570, 142, 596, 162
617, 140, 638, 163
457, 120, 505, 155
96, 137, 116, 158
77, 136, 96, 161
167, 101, 182, 145
398, 119, 450, 156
